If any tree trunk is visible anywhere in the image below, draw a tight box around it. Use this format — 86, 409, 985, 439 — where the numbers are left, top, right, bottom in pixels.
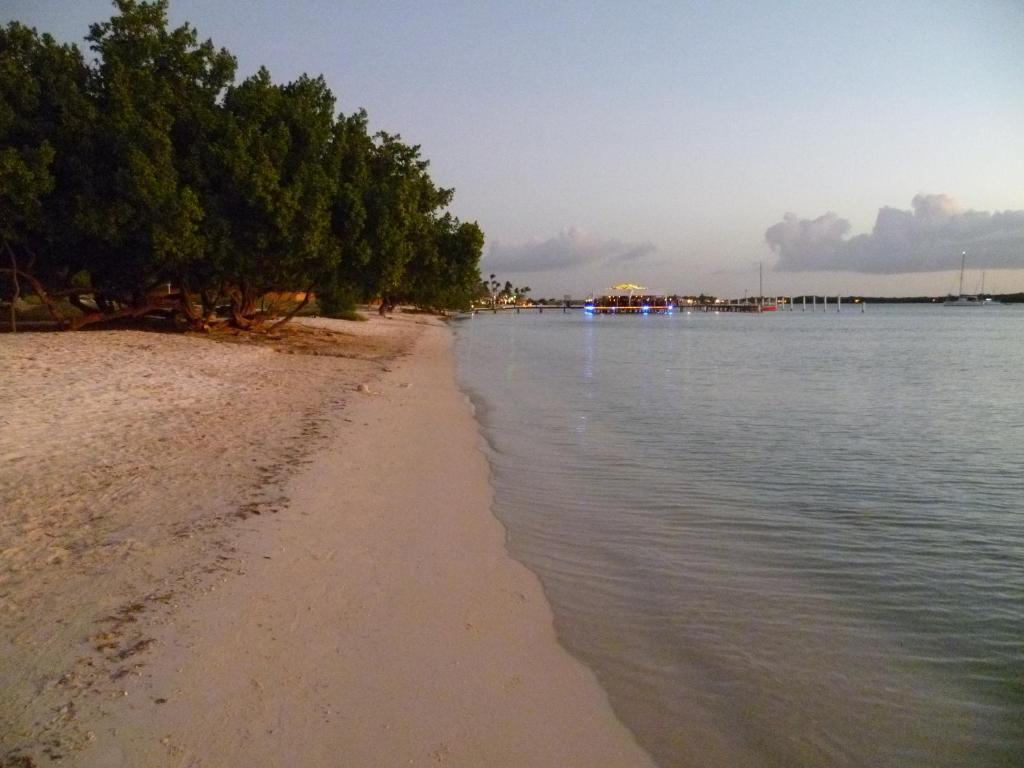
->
69, 300, 162, 330
228, 284, 258, 329
0, 244, 68, 328
176, 278, 205, 331
200, 288, 217, 320
5, 241, 18, 332
267, 286, 313, 331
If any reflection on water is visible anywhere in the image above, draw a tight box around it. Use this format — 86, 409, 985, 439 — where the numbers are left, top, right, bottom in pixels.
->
454, 306, 1024, 768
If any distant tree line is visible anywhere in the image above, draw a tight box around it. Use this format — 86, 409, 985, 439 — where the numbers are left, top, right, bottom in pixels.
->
479, 274, 531, 306
0, 0, 484, 330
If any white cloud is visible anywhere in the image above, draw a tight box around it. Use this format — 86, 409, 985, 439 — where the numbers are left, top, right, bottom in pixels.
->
484, 227, 656, 273
765, 194, 1024, 273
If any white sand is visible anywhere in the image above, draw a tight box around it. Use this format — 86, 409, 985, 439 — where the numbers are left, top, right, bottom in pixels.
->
0, 316, 653, 767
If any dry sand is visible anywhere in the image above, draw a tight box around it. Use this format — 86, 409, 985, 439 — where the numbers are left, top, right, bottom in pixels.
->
1, 315, 654, 767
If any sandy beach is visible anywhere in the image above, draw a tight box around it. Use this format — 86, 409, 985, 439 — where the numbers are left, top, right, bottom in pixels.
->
0, 315, 653, 767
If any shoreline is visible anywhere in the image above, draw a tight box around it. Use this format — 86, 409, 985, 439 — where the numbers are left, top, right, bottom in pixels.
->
1, 316, 654, 767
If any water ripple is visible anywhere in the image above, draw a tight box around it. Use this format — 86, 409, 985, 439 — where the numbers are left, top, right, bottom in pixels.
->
456, 307, 1024, 768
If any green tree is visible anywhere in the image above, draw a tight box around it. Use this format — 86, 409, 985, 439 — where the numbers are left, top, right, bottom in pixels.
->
437, 218, 484, 309
0, 21, 94, 326
317, 109, 373, 316
0, 24, 55, 249
80, 0, 236, 326
216, 68, 339, 326
339, 132, 452, 303
0, 2, 486, 330
403, 214, 483, 310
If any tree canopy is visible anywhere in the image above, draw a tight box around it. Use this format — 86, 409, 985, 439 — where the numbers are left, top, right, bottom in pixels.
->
0, 0, 484, 329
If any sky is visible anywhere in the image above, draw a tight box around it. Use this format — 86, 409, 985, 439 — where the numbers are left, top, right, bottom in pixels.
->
5, 0, 1024, 297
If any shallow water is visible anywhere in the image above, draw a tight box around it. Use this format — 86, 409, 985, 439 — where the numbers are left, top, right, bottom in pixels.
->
454, 304, 1024, 768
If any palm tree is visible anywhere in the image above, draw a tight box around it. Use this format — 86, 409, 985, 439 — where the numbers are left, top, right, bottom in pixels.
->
489, 274, 499, 307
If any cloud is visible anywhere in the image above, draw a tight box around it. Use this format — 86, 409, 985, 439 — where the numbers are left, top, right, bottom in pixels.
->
765, 194, 1024, 273
485, 228, 656, 273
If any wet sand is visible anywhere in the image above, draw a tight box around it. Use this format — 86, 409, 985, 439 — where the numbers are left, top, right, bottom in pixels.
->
0, 315, 653, 767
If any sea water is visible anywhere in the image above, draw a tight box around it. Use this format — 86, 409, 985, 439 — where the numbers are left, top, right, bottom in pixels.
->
453, 305, 1023, 768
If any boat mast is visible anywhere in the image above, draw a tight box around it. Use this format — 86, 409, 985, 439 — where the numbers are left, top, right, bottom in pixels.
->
958, 250, 966, 297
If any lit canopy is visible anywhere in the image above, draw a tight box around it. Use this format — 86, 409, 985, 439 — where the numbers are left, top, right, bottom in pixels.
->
611, 283, 646, 291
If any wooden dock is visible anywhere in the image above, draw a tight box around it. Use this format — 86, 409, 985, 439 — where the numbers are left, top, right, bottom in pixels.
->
471, 301, 766, 314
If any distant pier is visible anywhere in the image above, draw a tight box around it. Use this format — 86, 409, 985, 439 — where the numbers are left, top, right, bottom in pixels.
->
473, 300, 765, 314
472, 295, 860, 315
585, 300, 763, 314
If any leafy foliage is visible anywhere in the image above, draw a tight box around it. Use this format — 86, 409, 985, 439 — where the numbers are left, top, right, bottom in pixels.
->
1, 1, 483, 329
0, 22, 89, 257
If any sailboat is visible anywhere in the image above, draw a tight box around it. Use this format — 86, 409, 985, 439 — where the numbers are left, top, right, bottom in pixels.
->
944, 250, 993, 307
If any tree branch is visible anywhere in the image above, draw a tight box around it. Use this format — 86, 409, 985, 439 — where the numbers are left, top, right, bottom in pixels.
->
267, 286, 313, 331
0, 243, 68, 328
69, 300, 164, 330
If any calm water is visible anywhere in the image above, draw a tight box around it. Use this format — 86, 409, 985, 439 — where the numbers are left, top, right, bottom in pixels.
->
454, 305, 1024, 768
